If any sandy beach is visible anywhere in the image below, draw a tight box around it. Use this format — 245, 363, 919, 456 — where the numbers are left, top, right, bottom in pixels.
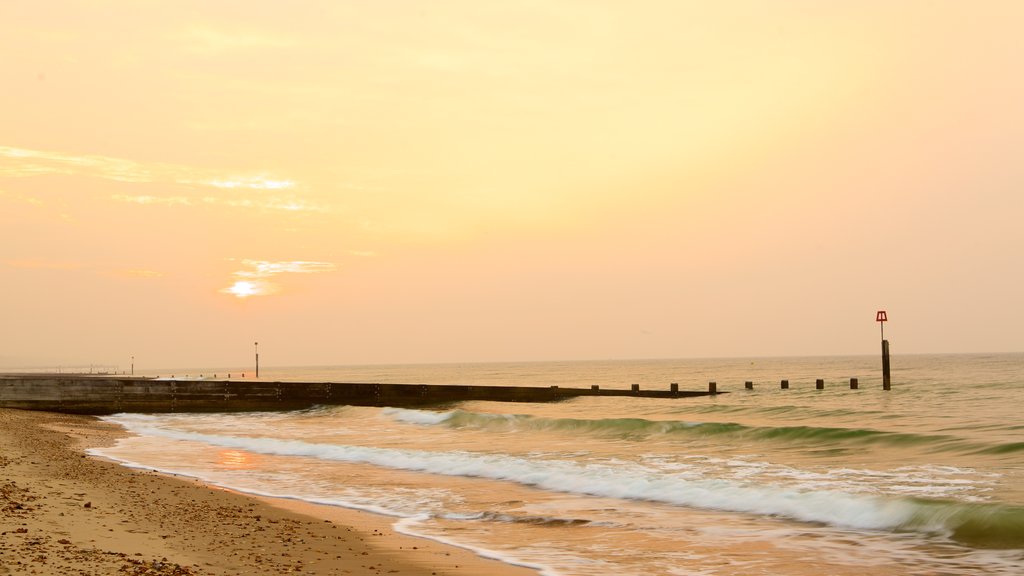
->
0, 408, 536, 576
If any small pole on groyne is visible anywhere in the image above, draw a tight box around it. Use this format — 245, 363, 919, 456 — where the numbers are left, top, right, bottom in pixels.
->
876, 311, 891, 390
255, 341, 259, 379
131, 356, 134, 376
882, 340, 891, 390
709, 381, 717, 394
631, 383, 640, 393
850, 377, 858, 389
670, 382, 679, 393
745, 381, 753, 390
781, 379, 789, 389
816, 379, 825, 390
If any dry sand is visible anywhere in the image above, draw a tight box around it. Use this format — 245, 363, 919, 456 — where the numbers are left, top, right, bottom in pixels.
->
0, 408, 537, 575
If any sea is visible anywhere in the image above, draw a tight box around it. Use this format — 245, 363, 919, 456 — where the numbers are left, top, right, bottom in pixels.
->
90, 354, 1024, 575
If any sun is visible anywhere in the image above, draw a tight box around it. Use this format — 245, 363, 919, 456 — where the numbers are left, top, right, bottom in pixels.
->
224, 280, 261, 298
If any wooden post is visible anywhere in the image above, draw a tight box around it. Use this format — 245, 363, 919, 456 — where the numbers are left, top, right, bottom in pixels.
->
745, 381, 753, 390
591, 385, 599, 391
709, 381, 717, 394
631, 383, 640, 393
816, 379, 824, 390
882, 340, 891, 390
781, 379, 789, 389
670, 383, 679, 393
850, 377, 859, 389
877, 311, 891, 390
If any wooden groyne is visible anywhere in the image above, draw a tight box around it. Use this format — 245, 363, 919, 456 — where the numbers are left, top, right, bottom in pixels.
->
0, 374, 717, 415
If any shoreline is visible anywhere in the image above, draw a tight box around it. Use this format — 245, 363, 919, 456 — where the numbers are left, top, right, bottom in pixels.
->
0, 408, 536, 575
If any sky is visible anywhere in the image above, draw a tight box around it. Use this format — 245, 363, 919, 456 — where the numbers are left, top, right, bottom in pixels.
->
2, 1, 1022, 370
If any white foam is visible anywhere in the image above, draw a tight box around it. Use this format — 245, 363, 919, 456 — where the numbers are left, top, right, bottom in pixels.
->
87, 444, 562, 576
381, 407, 455, 425
394, 515, 560, 576
98, 421, 922, 533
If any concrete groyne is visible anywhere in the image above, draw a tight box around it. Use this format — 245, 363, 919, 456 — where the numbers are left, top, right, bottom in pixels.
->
0, 374, 716, 414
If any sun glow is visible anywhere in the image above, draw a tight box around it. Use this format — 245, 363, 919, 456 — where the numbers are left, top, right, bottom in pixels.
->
222, 280, 263, 298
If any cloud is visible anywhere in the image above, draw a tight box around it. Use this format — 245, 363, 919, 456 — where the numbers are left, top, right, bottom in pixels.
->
235, 260, 337, 278
3, 261, 164, 280
218, 197, 323, 212
206, 177, 294, 190
111, 195, 194, 207
0, 146, 173, 183
0, 146, 321, 213
220, 260, 337, 298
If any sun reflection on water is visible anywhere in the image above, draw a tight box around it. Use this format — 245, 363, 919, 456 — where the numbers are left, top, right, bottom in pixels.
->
217, 449, 258, 470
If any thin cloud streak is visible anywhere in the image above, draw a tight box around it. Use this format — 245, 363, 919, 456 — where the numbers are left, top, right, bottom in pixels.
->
235, 260, 337, 278
221, 260, 337, 298
111, 194, 325, 213
3, 260, 165, 280
0, 146, 186, 184
206, 178, 294, 190
0, 146, 320, 212
111, 195, 193, 207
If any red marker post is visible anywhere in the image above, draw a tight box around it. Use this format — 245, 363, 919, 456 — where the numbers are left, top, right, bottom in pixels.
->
876, 311, 891, 390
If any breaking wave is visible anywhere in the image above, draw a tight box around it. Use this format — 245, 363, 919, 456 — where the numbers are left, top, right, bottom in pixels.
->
382, 408, 1016, 454
100, 419, 1024, 549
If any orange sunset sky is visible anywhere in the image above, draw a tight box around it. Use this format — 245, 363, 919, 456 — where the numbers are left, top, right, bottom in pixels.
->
2, 1, 1022, 369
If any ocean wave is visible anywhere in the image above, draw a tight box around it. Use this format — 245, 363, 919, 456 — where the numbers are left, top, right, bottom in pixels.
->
381, 407, 468, 426
382, 408, 1013, 454
907, 500, 1024, 549
102, 422, 1024, 549
975, 442, 1024, 455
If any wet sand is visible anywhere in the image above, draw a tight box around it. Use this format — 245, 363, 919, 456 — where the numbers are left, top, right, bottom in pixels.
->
0, 408, 536, 575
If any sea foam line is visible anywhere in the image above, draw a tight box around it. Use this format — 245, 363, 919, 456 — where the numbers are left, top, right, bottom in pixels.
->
101, 420, 923, 533
85, 448, 560, 576
394, 516, 559, 576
